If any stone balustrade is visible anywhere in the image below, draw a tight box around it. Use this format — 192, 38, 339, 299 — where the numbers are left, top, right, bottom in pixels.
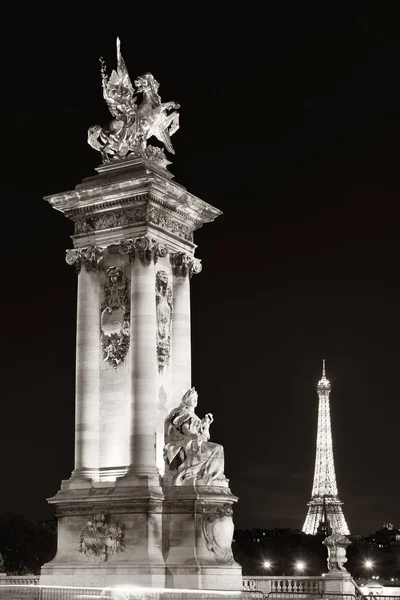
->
0, 575, 39, 585
242, 575, 325, 594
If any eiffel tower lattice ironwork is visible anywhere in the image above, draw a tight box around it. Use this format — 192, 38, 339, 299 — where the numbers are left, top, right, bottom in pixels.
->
302, 360, 350, 535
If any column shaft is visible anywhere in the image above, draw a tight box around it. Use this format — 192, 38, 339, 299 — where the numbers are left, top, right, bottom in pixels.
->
130, 257, 158, 474
74, 268, 100, 474
171, 273, 191, 405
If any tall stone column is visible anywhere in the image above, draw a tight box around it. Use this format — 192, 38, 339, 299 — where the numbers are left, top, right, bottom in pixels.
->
66, 247, 102, 479
124, 237, 160, 478
171, 253, 202, 405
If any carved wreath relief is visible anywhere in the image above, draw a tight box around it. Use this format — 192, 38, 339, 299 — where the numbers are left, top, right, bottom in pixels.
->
79, 513, 125, 561
202, 504, 235, 564
100, 267, 130, 368
156, 270, 172, 370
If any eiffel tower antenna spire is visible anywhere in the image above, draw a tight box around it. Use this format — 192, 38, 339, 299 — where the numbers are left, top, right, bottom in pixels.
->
302, 362, 350, 536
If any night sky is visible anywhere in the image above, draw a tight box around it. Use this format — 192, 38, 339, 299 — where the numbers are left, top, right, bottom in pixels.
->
1, 3, 400, 535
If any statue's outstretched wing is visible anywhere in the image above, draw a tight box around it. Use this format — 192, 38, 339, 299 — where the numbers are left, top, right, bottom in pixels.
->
102, 38, 136, 119
153, 127, 175, 154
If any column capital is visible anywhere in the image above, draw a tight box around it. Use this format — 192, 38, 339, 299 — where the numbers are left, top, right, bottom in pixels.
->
170, 252, 202, 278
66, 246, 104, 272
119, 236, 168, 263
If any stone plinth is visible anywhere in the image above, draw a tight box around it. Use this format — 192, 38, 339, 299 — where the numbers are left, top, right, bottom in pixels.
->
322, 572, 356, 595
163, 484, 242, 591
40, 478, 165, 587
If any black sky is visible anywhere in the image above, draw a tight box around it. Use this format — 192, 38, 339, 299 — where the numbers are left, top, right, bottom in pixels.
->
1, 2, 400, 535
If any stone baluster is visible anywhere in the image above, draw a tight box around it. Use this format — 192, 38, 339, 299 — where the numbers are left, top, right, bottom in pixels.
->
66, 247, 103, 478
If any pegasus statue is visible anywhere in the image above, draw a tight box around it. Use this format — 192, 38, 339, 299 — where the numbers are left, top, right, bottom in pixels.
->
88, 38, 180, 166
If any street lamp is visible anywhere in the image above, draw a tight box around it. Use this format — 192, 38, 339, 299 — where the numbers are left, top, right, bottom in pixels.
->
295, 561, 306, 573
364, 559, 374, 581
263, 560, 272, 570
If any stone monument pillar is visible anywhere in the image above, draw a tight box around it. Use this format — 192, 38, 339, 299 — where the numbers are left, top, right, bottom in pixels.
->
40, 39, 242, 590
322, 531, 355, 595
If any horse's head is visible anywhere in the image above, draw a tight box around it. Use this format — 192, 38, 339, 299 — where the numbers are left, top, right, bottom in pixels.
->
135, 72, 160, 97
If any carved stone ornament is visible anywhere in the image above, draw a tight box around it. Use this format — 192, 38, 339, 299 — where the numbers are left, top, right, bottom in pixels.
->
323, 531, 351, 572
164, 388, 227, 486
170, 252, 202, 278
202, 504, 235, 564
156, 270, 172, 370
66, 246, 104, 272
100, 266, 130, 368
87, 38, 179, 166
73, 205, 193, 242
120, 236, 168, 263
79, 513, 125, 561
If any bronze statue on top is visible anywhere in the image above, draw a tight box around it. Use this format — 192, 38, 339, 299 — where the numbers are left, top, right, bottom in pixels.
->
88, 38, 180, 167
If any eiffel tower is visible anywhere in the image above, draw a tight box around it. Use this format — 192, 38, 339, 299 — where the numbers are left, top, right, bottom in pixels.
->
302, 360, 350, 535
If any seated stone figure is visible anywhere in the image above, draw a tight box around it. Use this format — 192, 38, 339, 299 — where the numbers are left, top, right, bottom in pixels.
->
164, 387, 226, 485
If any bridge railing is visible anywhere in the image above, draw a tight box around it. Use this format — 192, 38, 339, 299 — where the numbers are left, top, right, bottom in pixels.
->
242, 577, 324, 595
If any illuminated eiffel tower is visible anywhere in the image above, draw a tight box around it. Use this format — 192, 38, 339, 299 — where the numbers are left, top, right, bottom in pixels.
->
302, 360, 350, 535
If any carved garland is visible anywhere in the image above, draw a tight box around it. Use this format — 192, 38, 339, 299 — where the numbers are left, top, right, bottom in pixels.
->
100, 266, 130, 368
156, 270, 173, 370
73, 204, 193, 242
79, 512, 125, 561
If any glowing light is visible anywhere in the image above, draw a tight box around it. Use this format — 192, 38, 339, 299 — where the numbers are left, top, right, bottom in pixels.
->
365, 560, 374, 569
264, 560, 272, 569
295, 561, 306, 571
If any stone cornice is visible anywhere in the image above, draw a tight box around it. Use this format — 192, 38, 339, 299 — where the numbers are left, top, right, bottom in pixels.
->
44, 160, 222, 231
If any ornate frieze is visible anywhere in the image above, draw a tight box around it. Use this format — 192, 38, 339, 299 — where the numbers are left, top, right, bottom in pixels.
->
120, 236, 168, 263
79, 513, 125, 561
65, 246, 104, 272
74, 206, 147, 235
202, 504, 235, 564
100, 267, 130, 368
147, 206, 192, 241
156, 270, 172, 370
170, 252, 202, 278
73, 204, 193, 242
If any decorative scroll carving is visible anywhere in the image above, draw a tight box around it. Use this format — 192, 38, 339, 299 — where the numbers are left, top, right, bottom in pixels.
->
87, 38, 179, 166
119, 236, 168, 263
156, 271, 172, 370
79, 513, 125, 561
74, 206, 147, 235
65, 246, 104, 272
202, 504, 235, 564
73, 205, 193, 242
100, 267, 130, 368
323, 531, 351, 572
170, 252, 202, 278
147, 207, 192, 241
164, 387, 227, 486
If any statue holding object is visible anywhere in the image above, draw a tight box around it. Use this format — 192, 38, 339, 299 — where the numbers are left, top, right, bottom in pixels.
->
164, 387, 227, 486
88, 38, 180, 167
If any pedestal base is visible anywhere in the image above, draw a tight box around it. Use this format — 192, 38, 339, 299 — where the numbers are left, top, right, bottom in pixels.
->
163, 484, 242, 590
323, 572, 356, 595
41, 479, 242, 590
40, 477, 165, 588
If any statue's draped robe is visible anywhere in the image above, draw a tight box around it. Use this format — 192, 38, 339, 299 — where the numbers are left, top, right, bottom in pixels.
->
164, 407, 225, 485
